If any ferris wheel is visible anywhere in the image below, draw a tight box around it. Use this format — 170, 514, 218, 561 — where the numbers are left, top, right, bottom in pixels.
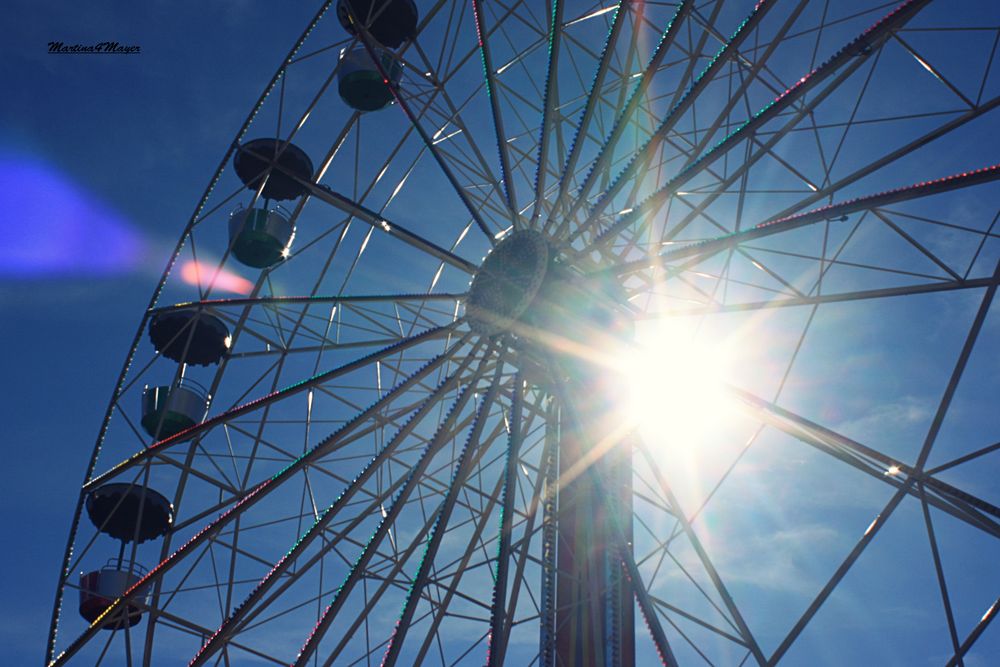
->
48, 0, 1000, 665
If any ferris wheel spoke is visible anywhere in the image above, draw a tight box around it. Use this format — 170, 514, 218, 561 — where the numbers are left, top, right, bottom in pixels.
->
633, 274, 1000, 316
317, 500, 441, 666
560, 0, 777, 240
494, 528, 553, 658
150, 602, 291, 665
681, 0, 813, 165
102, 394, 464, 648
149, 294, 464, 361
273, 172, 480, 274
525, 0, 567, 226
164, 291, 467, 311
630, 436, 766, 665
945, 596, 1000, 667
188, 343, 487, 665
642, 231, 974, 313
409, 63, 520, 227
50, 334, 476, 667
547, 0, 693, 237
226, 470, 417, 635
414, 0, 541, 198
605, 163, 1000, 283
913, 256, 1000, 470
767, 93, 1000, 225
620, 550, 680, 667
571, 0, 933, 253
548, 1, 632, 226
292, 346, 497, 666
916, 482, 965, 659
928, 439, 1000, 477
618, 90, 943, 263
380, 352, 507, 665
767, 484, 910, 665
870, 209, 964, 281
505, 134, 566, 217
83, 324, 464, 490
472, 0, 521, 223
407, 450, 508, 667
485, 372, 524, 667
730, 385, 1000, 540
342, 13, 501, 244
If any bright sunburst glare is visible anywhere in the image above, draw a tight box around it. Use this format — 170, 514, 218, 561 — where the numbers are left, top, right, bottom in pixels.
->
619, 318, 736, 451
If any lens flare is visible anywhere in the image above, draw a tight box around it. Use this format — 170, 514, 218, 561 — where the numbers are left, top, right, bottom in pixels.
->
0, 156, 146, 276
619, 319, 735, 451
179, 260, 253, 295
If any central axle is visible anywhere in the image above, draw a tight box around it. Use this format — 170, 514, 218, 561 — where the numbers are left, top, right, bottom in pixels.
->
467, 229, 637, 667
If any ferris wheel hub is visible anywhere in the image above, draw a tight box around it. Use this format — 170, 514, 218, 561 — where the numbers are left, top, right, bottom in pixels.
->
465, 230, 551, 336
465, 230, 633, 363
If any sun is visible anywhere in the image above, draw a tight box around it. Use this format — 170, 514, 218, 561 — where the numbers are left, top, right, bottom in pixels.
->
617, 318, 736, 452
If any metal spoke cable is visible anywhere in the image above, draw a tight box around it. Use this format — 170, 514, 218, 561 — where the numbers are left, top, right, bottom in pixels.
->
571, 0, 932, 253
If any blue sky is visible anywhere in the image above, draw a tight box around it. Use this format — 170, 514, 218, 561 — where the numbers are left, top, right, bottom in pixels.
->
4, 1, 1000, 666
